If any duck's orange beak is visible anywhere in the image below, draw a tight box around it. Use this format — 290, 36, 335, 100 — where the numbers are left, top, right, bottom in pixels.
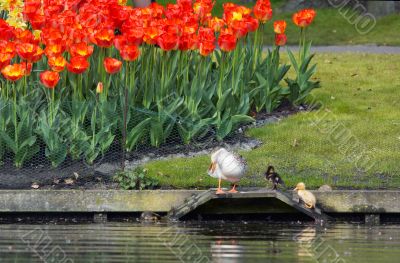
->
208, 162, 216, 173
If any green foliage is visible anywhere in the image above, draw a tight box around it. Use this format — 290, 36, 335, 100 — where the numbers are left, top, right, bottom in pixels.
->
114, 167, 159, 190
0, 98, 39, 168
251, 47, 291, 113
285, 42, 320, 104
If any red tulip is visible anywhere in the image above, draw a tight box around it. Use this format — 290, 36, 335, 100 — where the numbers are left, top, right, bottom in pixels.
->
91, 28, 115, 48
45, 44, 65, 58
218, 32, 237, 52
69, 42, 94, 59
119, 45, 140, 61
0, 53, 13, 70
40, 71, 60, 89
67, 57, 89, 74
30, 47, 44, 63
1, 64, 26, 82
292, 9, 316, 28
208, 17, 225, 32
274, 20, 287, 34
253, 1, 272, 23
275, 33, 287, 46
48, 56, 67, 72
157, 33, 179, 51
103, 57, 122, 74
199, 41, 215, 56
16, 43, 40, 61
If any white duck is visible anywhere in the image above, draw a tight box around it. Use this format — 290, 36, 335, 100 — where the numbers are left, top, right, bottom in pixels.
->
294, 182, 316, 209
208, 148, 247, 194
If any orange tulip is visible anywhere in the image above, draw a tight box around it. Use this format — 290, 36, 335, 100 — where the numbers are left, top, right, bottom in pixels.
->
273, 20, 287, 34
0, 41, 16, 57
292, 9, 316, 28
16, 43, 40, 61
40, 71, 60, 89
0, 53, 13, 70
45, 44, 65, 57
143, 27, 161, 45
48, 56, 67, 72
103, 57, 122, 74
208, 17, 225, 32
91, 28, 115, 48
275, 33, 287, 46
30, 47, 44, 63
1, 64, 26, 82
67, 57, 89, 74
119, 45, 140, 61
69, 42, 94, 59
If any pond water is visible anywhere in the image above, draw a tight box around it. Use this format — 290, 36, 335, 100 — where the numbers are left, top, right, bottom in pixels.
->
0, 222, 399, 262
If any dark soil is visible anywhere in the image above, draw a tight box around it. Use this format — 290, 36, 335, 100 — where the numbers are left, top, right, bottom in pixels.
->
0, 103, 303, 190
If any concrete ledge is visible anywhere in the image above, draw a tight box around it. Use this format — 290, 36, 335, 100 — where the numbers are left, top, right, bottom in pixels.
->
0, 190, 399, 214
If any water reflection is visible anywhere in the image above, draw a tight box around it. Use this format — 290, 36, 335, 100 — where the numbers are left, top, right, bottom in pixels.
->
0, 222, 399, 262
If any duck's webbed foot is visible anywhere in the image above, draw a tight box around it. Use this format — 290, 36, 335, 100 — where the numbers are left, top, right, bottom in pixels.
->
228, 184, 238, 193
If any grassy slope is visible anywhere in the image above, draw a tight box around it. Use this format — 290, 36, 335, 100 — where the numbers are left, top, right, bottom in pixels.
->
157, 0, 400, 46
145, 53, 400, 189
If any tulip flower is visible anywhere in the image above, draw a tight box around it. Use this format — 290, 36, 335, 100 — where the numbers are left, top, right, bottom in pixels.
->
119, 45, 140, 61
274, 20, 287, 34
48, 56, 67, 72
218, 32, 237, 52
91, 28, 115, 48
16, 43, 40, 61
69, 42, 94, 59
0, 53, 13, 70
40, 71, 60, 89
292, 9, 316, 28
96, 82, 104, 94
275, 33, 287, 46
67, 57, 89, 74
103, 57, 122, 74
199, 41, 215, 56
157, 33, 179, 51
44, 44, 65, 57
1, 64, 26, 81
253, 1, 272, 23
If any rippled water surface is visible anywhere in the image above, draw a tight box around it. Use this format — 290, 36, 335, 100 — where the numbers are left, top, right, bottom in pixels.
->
1, 222, 400, 262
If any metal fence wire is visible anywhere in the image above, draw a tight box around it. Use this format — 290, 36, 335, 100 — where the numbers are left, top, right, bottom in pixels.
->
0, 84, 253, 189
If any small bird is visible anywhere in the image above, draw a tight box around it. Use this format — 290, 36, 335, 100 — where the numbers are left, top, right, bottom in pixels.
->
293, 182, 316, 209
264, 165, 285, 190
208, 148, 247, 194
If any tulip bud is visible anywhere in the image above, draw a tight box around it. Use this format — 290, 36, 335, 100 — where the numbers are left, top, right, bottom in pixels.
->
96, 82, 104, 94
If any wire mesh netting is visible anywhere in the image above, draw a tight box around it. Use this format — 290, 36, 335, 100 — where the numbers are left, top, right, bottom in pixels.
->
0, 80, 260, 189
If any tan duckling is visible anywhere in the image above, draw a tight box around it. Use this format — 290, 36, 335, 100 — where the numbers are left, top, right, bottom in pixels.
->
294, 182, 316, 209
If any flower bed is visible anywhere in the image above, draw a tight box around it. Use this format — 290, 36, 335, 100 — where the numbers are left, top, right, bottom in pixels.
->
0, 0, 319, 170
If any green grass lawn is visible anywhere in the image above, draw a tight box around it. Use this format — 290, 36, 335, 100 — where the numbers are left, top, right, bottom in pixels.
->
155, 0, 400, 46
144, 53, 400, 190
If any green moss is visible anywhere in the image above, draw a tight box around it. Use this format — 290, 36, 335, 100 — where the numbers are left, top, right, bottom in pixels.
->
145, 53, 400, 189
